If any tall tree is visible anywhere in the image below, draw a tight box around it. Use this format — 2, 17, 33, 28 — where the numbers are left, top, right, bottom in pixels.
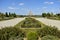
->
9, 12, 12, 17
56, 13, 60, 16
5, 12, 9, 17
42, 13, 47, 17
47, 12, 51, 17
13, 13, 16, 17
0, 12, 2, 17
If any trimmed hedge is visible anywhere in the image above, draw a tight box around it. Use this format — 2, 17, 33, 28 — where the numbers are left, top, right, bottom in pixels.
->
41, 35, 60, 40
19, 17, 44, 28
27, 32, 38, 40
0, 27, 25, 40
38, 26, 60, 38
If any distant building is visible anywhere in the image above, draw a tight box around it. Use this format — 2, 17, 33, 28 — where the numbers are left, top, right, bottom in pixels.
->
28, 11, 33, 17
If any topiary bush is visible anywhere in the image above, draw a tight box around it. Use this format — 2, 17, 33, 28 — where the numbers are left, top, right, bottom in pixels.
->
41, 35, 60, 40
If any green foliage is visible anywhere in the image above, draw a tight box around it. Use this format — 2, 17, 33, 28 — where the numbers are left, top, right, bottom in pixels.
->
27, 32, 38, 40
10, 13, 17, 17
9, 12, 12, 17
47, 12, 51, 17
41, 35, 60, 40
0, 27, 25, 40
5, 12, 9, 17
13, 13, 16, 17
42, 13, 46, 17
0, 12, 17, 21
42, 12, 52, 17
17, 17, 43, 28
0, 12, 5, 19
42, 12, 60, 20
38, 26, 60, 38
56, 13, 60, 16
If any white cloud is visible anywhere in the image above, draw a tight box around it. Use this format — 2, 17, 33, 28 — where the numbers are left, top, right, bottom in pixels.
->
8, 7, 19, 10
19, 3, 24, 6
44, 2, 54, 4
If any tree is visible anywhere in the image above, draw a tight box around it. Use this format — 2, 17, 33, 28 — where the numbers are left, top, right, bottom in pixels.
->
13, 13, 16, 17
5, 12, 9, 17
42, 13, 46, 17
56, 13, 60, 16
0, 12, 2, 17
56, 13, 60, 18
9, 12, 11, 17
47, 12, 51, 17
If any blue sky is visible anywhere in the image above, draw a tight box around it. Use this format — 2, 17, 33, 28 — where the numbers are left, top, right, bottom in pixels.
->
0, 0, 60, 15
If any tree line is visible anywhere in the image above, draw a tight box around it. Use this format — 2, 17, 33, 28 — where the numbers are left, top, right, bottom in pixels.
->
0, 12, 17, 18
0, 12, 60, 18
42, 12, 60, 17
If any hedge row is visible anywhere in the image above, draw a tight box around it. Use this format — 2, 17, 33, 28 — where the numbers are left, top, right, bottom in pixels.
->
0, 27, 25, 40
38, 26, 60, 38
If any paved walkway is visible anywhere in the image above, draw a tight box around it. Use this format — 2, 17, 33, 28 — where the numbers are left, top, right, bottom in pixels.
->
35, 18, 60, 30
0, 17, 60, 30
0, 18, 24, 29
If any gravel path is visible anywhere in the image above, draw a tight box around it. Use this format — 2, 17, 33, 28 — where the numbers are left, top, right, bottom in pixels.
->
35, 18, 60, 30
0, 17, 60, 30
0, 18, 24, 29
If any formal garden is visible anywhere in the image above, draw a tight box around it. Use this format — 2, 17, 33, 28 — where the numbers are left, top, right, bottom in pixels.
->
15, 17, 46, 28
0, 17, 60, 40
0, 0, 60, 40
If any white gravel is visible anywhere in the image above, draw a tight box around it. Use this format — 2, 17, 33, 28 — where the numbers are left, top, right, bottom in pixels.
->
0, 17, 60, 30
0, 18, 24, 29
35, 18, 60, 30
